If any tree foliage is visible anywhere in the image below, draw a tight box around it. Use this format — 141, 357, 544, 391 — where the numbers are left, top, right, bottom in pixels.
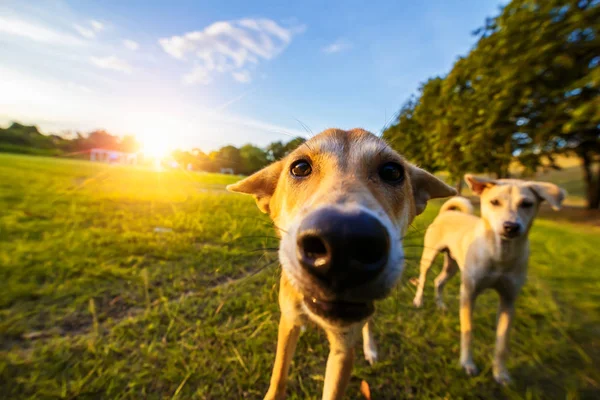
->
383, 0, 600, 207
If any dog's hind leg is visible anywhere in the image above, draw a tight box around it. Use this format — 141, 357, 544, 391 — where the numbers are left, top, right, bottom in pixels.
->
413, 246, 440, 308
362, 320, 377, 365
433, 252, 458, 310
459, 282, 479, 376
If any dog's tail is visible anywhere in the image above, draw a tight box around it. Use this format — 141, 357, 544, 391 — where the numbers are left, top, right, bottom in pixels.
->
439, 197, 474, 215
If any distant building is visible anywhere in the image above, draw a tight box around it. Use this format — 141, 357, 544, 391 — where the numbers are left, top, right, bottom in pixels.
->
90, 148, 138, 164
220, 168, 234, 174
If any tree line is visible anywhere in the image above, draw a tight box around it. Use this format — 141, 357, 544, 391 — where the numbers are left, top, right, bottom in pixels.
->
0, 122, 305, 176
383, 0, 599, 208
171, 137, 305, 175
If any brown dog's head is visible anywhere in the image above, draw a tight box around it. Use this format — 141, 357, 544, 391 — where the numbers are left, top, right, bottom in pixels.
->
466, 174, 566, 239
228, 129, 455, 323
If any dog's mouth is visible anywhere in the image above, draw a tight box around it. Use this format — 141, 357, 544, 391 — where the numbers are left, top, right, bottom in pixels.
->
304, 297, 374, 322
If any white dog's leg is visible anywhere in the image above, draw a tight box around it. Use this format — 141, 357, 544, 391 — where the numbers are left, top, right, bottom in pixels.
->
362, 320, 378, 365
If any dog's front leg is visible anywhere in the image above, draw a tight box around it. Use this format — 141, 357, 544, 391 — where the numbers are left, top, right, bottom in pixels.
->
459, 282, 478, 376
493, 294, 516, 385
264, 312, 301, 400
322, 325, 361, 400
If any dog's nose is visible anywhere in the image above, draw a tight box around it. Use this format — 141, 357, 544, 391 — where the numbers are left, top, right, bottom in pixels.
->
296, 208, 389, 290
502, 221, 521, 237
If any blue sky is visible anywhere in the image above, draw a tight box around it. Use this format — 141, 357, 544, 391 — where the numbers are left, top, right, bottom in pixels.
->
0, 0, 501, 152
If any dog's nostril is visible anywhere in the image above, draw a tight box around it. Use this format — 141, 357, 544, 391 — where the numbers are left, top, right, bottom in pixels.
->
300, 235, 328, 263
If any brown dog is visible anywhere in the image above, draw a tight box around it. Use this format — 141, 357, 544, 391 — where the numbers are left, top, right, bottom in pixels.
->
228, 128, 456, 399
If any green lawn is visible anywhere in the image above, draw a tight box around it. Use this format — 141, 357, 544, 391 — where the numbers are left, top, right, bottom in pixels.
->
1, 153, 598, 399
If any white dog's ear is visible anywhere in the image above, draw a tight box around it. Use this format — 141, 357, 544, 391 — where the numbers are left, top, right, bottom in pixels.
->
409, 166, 457, 215
527, 182, 566, 211
465, 174, 497, 196
226, 161, 283, 214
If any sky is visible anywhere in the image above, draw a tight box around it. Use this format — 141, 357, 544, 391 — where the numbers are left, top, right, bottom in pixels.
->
0, 0, 502, 153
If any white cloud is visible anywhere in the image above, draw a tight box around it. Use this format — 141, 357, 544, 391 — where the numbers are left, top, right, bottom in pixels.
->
322, 39, 352, 54
159, 18, 304, 85
0, 16, 84, 46
183, 66, 212, 85
90, 20, 104, 32
123, 39, 140, 51
74, 23, 96, 39
74, 20, 103, 39
90, 56, 133, 74
232, 70, 251, 83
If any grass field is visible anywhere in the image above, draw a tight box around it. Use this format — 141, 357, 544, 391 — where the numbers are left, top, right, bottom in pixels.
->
1, 153, 599, 399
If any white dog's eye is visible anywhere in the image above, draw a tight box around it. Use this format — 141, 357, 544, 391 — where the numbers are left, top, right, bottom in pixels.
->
490, 199, 501, 206
378, 162, 405, 184
290, 160, 312, 177
520, 200, 534, 208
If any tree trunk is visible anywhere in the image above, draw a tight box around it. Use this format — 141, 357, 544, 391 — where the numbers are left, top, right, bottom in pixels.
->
580, 151, 600, 209
593, 176, 600, 209
455, 179, 463, 195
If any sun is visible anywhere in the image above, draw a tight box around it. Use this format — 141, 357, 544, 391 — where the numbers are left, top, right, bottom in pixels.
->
140, 135, 171, 160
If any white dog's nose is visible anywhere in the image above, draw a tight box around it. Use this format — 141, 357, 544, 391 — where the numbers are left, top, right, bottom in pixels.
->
296, 207, 389, 291
502, 221, 521, 237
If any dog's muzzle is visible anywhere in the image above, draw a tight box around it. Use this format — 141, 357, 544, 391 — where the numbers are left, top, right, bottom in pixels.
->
294, 207, 390, 322
296, 206, 389, 289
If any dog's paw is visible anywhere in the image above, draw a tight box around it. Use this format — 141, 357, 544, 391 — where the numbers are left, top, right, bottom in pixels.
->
413, 296, 423, 308
461, 361, 479, 376
493, 369, 512, 386
364, 348, 378, 366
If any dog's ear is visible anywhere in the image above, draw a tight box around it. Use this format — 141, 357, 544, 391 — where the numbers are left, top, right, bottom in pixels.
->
409, 166, 457, 215
465, 174, 497, 196
226, 161, 283, 214
527, 182, 566, 211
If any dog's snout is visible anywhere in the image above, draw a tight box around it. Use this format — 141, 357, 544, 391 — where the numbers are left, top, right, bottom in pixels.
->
502, 221, 521, 237
296, 208, 390, 290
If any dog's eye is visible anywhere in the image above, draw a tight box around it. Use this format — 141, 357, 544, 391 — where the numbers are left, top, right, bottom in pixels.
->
378, 162, 405, 184
290, 160, 312, 177
520, 200, 534, 208
490, 199, 501, 206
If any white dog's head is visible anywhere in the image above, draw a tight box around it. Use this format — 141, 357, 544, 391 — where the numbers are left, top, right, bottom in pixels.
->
466, 174, 566, 239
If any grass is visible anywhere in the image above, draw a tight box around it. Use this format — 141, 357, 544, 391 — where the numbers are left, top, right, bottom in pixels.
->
0, 153, 598, 399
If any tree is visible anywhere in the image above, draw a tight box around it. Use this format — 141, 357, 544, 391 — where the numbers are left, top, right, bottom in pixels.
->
283, 137, 307, 155
385, 0, 599, 206
266, 141, 286, 162
120, 135, 140, 153
213, 145, 243, 173
172, 150, 197, 169
384, 83, 444, 174
471, 0, 600, 207
239, 144, 269, 174
0, 122, 61, 150
190, 148, 213, 171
